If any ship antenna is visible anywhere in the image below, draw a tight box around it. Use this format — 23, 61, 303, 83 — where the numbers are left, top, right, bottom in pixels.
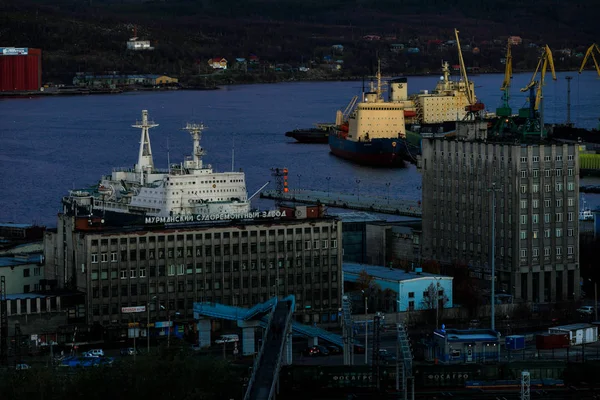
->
231, 134, 235, 172
377, 58, 382, 101
167, 134, 171, 173
182, 122, 206, 169
132, 110, 159, 185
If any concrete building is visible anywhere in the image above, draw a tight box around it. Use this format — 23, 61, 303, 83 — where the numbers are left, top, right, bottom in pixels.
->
421, 131, 580, 303
44, 213, 343, 333
365, 220, 421, 266
338, 212, 384, 263
0, 253, 44, 294
343, 263, 452, 312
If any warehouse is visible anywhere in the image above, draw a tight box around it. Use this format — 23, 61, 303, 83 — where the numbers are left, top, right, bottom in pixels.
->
0, 47, 42, 91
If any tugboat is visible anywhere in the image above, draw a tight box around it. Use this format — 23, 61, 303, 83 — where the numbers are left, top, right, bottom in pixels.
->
328, 63, 420, 167
62, 110, 254, 227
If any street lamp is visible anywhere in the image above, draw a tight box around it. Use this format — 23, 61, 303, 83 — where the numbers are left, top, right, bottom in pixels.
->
361, 289, 368, 365
356, 179, 361, 203
385, 182, 391, 204
147, 296, 157, 354
488, 183, 502, 331
326, 176, 331, 197
589, 279, 598, 321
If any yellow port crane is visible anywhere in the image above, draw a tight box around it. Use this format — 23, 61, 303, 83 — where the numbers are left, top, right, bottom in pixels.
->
454, 28, 476, 106
500, 40, 512, 100
579, 43, 600, 76
520, 44, 556, 111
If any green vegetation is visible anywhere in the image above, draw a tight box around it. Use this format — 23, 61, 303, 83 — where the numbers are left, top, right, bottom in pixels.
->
0, 353, 245, 400
0, 0, 598, 83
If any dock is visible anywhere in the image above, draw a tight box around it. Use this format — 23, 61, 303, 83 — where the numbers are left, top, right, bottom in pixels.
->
260, 189, 422, 217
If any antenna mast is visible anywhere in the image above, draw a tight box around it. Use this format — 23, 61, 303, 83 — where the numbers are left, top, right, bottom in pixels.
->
182, 122, 206, 169
232, 135, 235, 171
132, 110, 158, 184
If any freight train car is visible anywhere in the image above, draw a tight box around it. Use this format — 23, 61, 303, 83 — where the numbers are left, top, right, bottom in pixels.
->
0, 47, 42, 91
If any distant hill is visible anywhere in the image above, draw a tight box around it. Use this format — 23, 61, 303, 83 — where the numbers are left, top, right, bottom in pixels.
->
0, 0, 597, 82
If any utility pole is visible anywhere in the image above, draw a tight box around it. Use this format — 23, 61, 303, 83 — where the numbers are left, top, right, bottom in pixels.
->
364, 294, 368, 365
488, 183, 501, 331
566, 76, 573, 126
0, 276, 7, 366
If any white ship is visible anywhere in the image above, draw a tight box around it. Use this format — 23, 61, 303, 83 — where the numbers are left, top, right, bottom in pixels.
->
63, 110, 255, 226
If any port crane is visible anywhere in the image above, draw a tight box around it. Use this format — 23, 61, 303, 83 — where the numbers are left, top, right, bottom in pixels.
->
500, 40, 513, 108
519, 45, 556, 136
520, 44, 556, 111
454, 28, 484, 119
492, 40, 517, 134
579, 44, 600, 77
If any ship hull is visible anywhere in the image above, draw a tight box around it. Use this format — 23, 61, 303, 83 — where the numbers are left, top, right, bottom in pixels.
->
285, 128, 329, 144
328, 134, 410, 167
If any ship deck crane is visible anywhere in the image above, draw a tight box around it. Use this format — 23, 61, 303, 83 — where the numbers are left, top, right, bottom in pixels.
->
520, 44, 556, 111
579, 44, 600, 77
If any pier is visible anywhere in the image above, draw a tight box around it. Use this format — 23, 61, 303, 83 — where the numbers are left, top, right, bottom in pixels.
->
260, 189, 422, 217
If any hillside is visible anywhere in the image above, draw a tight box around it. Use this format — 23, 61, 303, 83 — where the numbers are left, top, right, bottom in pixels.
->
0, 0, 598, 83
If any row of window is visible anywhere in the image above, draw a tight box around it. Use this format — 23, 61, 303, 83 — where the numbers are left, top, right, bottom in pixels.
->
521, 155, 574, 163
521, 198, 576, 208
520, 168, 575, 178
91, 240, 338, 263
90, 226, 336, 246
520, 182, 576, 193
431, 238, 575, 256
520, 212, 575, 224
521, 228, 575, 238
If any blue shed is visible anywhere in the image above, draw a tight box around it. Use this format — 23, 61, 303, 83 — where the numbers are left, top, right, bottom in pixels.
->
430, 328, 501, 364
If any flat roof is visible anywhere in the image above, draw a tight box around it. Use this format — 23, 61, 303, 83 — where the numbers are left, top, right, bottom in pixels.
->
435, 328, 500, 342
343, 263, 451, 283
549, 323, 594, 331
0, 223, 32, 229
335, 212, 385, 223
5, 293, 47, 300
0, 253, 42, 268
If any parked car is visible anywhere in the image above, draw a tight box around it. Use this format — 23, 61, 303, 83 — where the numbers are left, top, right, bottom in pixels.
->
577, 306, 594, 315
83, 349, 104, 357
302, 346, 329, 357
120, 348, 138, 356
326, 345, 342, 354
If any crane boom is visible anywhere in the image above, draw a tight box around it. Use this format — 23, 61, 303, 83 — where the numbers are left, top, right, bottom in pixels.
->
520, 45, 556, 111
454, 28, 475, 105
501, 41, 512, 92
579, 44, 600, 76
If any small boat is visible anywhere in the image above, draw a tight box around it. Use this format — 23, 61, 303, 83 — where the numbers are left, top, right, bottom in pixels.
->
284, 122, 334, 143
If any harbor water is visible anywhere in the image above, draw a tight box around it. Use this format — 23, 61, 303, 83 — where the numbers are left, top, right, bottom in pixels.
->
1, 71, 600, 226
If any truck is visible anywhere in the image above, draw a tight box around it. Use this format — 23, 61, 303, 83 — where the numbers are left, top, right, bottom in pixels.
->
548, 323, 598, 346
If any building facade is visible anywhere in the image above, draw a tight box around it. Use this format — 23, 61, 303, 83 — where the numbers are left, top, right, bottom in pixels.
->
421, 137, 580, 303
44, 214, 343, 328
0, 254, 44, 294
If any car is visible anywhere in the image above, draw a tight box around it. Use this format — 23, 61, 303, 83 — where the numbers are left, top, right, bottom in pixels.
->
83, 349, 104, 357
15, 363, 30, 370
577, 306, 594, 315
120, 347, 138, 356
302, 346, 329, 357
326, 345, 342, 354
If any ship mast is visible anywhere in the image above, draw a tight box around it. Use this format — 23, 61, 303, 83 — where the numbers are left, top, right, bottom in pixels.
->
132, 110, 158, 184
182, 122, 206, 169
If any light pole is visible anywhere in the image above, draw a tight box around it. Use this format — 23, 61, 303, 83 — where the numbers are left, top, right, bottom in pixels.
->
435, 280, 441, 330
356, 179, 361, 203
488, 183, 501, 331
297, 174, 302, 191
326, 176, 331, 197
147, 296, 157, 354
385, 182, 391, 204
361, 289, 368, 365
589, 279, 598, 321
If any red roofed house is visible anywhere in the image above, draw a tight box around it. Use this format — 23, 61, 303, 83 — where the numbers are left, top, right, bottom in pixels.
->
208, 57, 228, 70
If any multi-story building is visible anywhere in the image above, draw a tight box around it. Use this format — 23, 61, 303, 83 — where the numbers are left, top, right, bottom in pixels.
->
44, 211, 343, 330
421, 125, 580, 303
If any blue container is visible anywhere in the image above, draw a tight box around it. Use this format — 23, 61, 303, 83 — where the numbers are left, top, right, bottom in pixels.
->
505, 335, 525, 350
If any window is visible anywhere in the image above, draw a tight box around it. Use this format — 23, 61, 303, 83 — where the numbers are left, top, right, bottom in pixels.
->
520, 231, 527, 239
556, 169, 562, 177
533, 248, 539, 257
533, 199, 539, 209
111, 252, 117, 262
91, 254, 98, 263
520, 215, 527, 225
556, 155, 563, 161
532, 214, 539, 223
568, 228, 574, 237
34, 267, 40, 276
520, 249, 527, 258
533, 156, 539, 162
521, 170, 527, 178
313, 240, 319, 249
408, 292, 415, 298
544, 229, 551, 238
556, 199, 562, 207
304, 241, 311, 250
568, 212, 574, 222
556, 183, 563, 192
533, 169, 539, 177
178, 264, 184, 275
555, 213, 563, 222
545, 169, 551, 177
568, 246, 574, 255
556, 228, 562, 237
568, 168, 574, 176
533, 230, 539, 239
520, 200, 527, 209
520, 157, 527, 163
545, 184, 550, 192
330, 240, 338, 249
130, 269, 136, 278
556, 247, 562, 256
544, 247, 551, 256
101, 253, 108, 263
544, 199, 551, 208
321, 240, 328, 249
169, 265, 175, 276
532, 184, 539, 193
568, 155, 574, 161
521, 185, 527, 194
544, 155, 551, 162
120, 270, 127, 279
568, 198, 574, 207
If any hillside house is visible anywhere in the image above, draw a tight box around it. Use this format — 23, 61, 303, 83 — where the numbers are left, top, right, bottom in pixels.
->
126, 38, 153, 51
390, 44, 405, 53
508, 36, 522, 45
208, 57, 228, 70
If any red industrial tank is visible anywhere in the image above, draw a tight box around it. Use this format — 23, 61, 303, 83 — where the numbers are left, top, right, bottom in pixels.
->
0, 47, 42, 91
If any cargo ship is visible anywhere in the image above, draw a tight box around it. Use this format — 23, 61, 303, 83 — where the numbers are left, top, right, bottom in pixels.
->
62, 110, 257, 228
328, 66, 420, 167
284, 122, 334, 143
